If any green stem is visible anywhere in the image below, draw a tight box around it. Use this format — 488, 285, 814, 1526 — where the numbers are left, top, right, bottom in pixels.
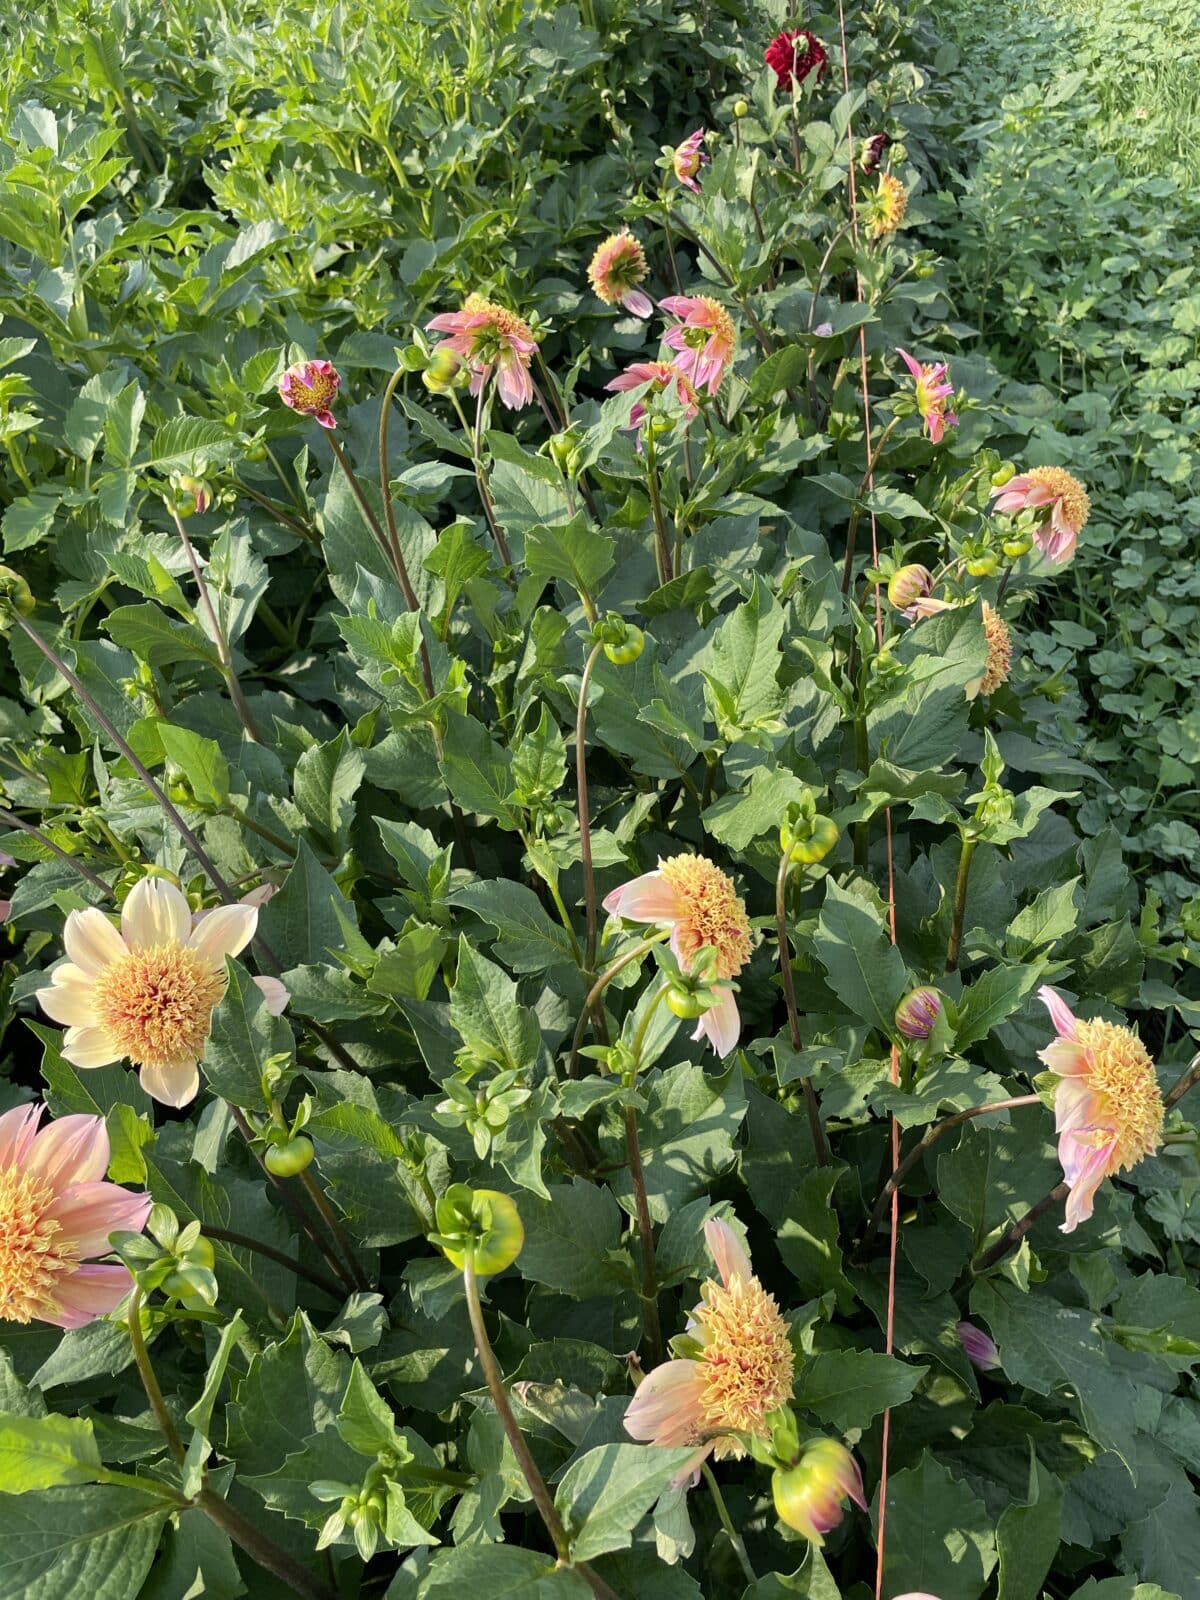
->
451, 389, 513, 568
298, 1165, 369, 1292
701, 1462, 756, 1584
945, 837, 977, 972
0, 805, 112, 894
1166, 1051, 1200, 1111
171, 508, 262, 743
376, 367, 424, 615
776, 852, 830, 1167
195, 1488, 340, 1600
576, 641, 606, 972
201, 1225, 344, 1299
567, 933, 669, 1076
970, 1182, 1068, 1275
126, 1284, 184, 1464
624, 1101, 665, 1366
645, 439, 672, 586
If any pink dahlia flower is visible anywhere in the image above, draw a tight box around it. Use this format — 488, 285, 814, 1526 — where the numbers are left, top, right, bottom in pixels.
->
426, 294, 537, 411
991, 466, 1090, 564
1037, 986, 1164, 1233
764, 29, 828, 91
603, 854, 752, 1056
278, 359, 340, 429
0, 1105, 151, 1328
896, 348, 957, 444
673, 130, 709, 193
588, 231, 653, 318
605, 359, 699, 431
660, 295, 737, 396
625, 1218, 793, 1479
36, 876, 288, 1109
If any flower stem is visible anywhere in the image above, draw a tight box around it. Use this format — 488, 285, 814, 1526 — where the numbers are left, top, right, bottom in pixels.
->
567, 933, 669, 1076
195, 1486, 340, 1600
127, 1284, 184, 1463
201, 1224, 345, 1299
456, 388, 513, 568
860, 1094, 1042, 1247
945, 836, 977, 972
462, 1259, 623, 1600
576, 641, 606, 972
298, 1165, 369, 1291
170, 507, 262, 743
644, 438, 673, 586
376, 367, 425, 615
624, 1103, 665, 1367
702, 1462, 756, 1584
0, 804, 112, 894
1165, 1050, 1200, 1111
970, 1182, 1069, 1275
775, 852, 830, 1167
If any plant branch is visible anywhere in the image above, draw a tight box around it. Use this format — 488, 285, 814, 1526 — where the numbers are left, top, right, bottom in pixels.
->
0, 805, 112, 894
170, 507, 262, 742
775, 852, 830, 1166
201, 1224, 345, 1298
624, 1104, 665, 1366
567, 934, 669, 1076
576, 641, 605, 972
126, 1284, 185, 1463
298, 1165, 370, 1292
971, 1182, 1069, 1275
702, 1462, 756, 1584
945, 836, 977, 972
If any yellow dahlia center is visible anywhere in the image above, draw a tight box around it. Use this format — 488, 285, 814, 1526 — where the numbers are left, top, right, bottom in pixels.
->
0, 1166, 71, 1324
294, 370, 335, 409
695, 1274, 794, 1440
1027, 466, 1090, 533
659, 855, 752, 979
590, 234, 647, 300
981, 602, 1012, 694
91, 942, 225, 1072
871, 174, 907, 237
1075, 1018, 1164, 1169
464, 295, 532, 354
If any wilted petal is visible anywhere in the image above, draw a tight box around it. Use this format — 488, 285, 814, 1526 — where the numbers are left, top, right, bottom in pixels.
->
1038, 985, 1079, 1042
625, 1360, 706, 1447
695, 988, 741, 1058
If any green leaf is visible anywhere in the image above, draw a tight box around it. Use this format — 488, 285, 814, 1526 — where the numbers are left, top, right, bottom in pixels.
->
1007, 879, 1081, 957
954, 964, 1041, 1049
450, 937, 540, 1073
156, 724, 230, 808
448, 880, 577, 974
102, 380, 145, 466
293, 730, 366, 854
439, 711, 521, 828
2, 486, 62, 555
813, 878, 909, 1035
225, 1314, 349, 1478
879, 1452, 997, 1600
0, 1412, 103, 1492
702, 574, 785, 734
103, 603, 221, 669
0, 1485, 168, 1595
556, 1443, 696, 1563
792, 1349, 924, 1431
868, 606, 986, 768
936, 1116, 1060, 1248
518, 1181, 629, 1297
337, 1360, 406, 1457
202, 958, 291, 1108
260, 838, 356, 966
184, 1312, 248, 1443
422, 1545, 589, 1598
524, 514, 614, 599
996, 1447, 1064, 1600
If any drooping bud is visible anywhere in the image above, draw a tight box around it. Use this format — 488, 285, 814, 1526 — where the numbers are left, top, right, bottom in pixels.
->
772, 1438, 866, 1545
894, 986, 943, 1042
956, 1319, 1001, 1371
170, 474, 212, 516
860, 132, 888, 174
0, 565, 36, 617
431, 1184, 524, 1276
886, 563, 933, 617
422, 346, 463, 394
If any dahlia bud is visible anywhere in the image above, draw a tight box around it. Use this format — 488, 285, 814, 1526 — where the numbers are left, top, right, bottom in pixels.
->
894, 986, 943, 1041
861, 132, 888, 174
991, 461, 1016, 488
733, 99, 749, 118
422, 347, 464, 394
772, 1439, 866, 1545
813, 321, 834, 337
278, 358, 340, 429
0, 565, 36, 617
886, 564, 933, 616
956, 1319, 1001, 1371
170, 474, 212, 517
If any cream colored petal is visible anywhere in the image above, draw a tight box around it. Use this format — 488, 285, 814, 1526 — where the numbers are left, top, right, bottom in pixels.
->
36, 969, 98, 1027
187, 903, 257, 969
121, 877, 191, 950
61, 1025, 121, 1070
62, 908, 126, 975
253, 975, 290, 1015
139, 1060, 201, 1108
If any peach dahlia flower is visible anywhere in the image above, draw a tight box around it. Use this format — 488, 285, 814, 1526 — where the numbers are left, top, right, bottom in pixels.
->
660, 295, 737, 396
36, 877, 288, 1109
603, 853, 752, 1056
588, 231, 653, 318
991, 466, 1090, 563
897, 348, 957, 444
1037, 985, 1164, 1233
625, 1218, 794, 1475
0, 1106, 151, 1328
426, 294, 537, 411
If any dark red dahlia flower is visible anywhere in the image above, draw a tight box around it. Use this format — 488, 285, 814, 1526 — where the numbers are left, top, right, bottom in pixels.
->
764, 29, 828, 90
861, 132, 888, 174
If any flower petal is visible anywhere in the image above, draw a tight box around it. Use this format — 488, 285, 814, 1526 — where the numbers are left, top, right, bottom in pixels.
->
139, 1060, 201, 1109
43, 1182, 152, 1257
624, 1360, 706, 1447
36, 966, 98, 1027
695, 988, 741, 1058
704, 1216, 752, 1286
603, 871, 683, 925
63, 908, 126, 975
42, 1263, 133, 1329
26, 1114, 109, 1187
0, 1103, 42, 1169
1054, 1078, 1100, 1135
121, 877, 192, 950
1038, 1039, 1089, 1077
1038, 985, 1079, 1042
253, 975, 290, 1016
61, 1026, 121, 1070
187, 903, 257, 968
1059, 1137, 1112, 1233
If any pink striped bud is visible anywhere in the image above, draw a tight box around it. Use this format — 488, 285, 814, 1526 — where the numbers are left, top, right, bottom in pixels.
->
894, 986, 943, 1042
956, 1320, 1001, 1371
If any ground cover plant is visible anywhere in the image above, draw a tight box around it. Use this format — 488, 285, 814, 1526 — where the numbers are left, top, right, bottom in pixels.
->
1, 1, 1199, 1598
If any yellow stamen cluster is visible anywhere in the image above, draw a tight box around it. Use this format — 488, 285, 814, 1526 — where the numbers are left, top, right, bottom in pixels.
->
659, 854, 752, 978
696, 296, 736, 351
869, 173, 907, 239
588, 233, 648, 303
463, 293, 534, 349
695, 1272, 795, 1443
980, 602, 1012, 694
1025, 466, 1090, 534
0, 1167, 71, 1323
91, 944, 226, 1072
1075, 1018, 1164, 1170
